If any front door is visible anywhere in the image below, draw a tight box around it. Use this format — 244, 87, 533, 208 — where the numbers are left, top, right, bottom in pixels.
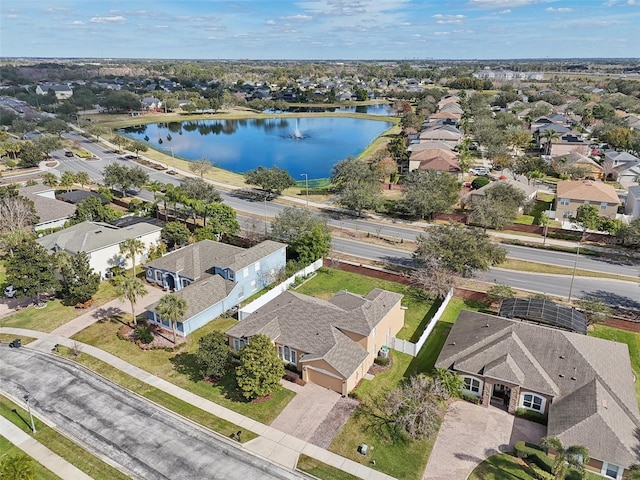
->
491, 384, 511, 409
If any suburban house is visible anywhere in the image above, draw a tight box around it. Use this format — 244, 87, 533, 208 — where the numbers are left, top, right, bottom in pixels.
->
19, 184, 76, 231
37, 220, 162, 278
145, 240, 286, 336
555, 180, 620, 220
418, 125, 463, 144
408, 141, 456, 152
549, 134, 590, 157
35, 83, 73, 100
436, 309, 640, 480
470, 178, 538, 205
226, 288, 405, 396
605, 151, 640, 185
408, 148, 460, 173
625, 185, 640, 219
551, 152, 603, 179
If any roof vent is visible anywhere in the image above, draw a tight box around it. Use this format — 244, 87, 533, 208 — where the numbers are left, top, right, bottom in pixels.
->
559, 355, 565, 359
559, 374, 565, 378
485, 323, 490, 327
451, 341, 456, 345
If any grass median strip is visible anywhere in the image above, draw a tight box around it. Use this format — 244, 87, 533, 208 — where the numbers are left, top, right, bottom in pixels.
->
0, 435, 62, 480
296, 454, 359, 480
56, 346, 256, 442
502, 258, 639, 283
0, 394, 130, 480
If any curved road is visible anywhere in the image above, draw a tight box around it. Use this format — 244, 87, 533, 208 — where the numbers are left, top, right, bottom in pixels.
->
0, 345, 303, 480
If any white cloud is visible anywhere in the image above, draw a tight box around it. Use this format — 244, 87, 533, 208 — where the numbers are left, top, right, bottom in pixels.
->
71, 20, 84, 25
498, 9, 512, 13
90, 15, 126, 23
266, 19, 276, 25
433, 13, 466, 24
467, 0, 550, 9
454, 29, 475, 34
546, 7, 573, 11
281, 14, 313, 21
434, 31, 451, 35
628, 0, 640, 5
44, 7, 71, 14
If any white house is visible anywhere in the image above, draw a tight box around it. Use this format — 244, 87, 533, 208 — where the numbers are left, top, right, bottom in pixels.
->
625, 185, 640, 219
37, 220, 162, 278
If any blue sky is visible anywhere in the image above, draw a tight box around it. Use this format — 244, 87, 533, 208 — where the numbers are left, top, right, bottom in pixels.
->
1, 0, 639, 60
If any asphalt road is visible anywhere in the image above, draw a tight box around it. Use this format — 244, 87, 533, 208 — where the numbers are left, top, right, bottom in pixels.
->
0, 346, 304, 480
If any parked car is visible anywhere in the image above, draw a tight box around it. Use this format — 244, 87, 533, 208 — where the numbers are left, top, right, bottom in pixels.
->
64, 151, 74, 157
469, 167, 490, 176
4, 285, 17, 298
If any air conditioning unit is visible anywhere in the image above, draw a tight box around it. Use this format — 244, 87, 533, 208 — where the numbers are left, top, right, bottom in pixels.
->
379, 346, 389, 358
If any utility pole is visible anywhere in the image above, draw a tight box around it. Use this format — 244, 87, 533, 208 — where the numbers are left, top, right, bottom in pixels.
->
300, 173, 309, 208
567, 243, 580, 302
24, 394, 36, 434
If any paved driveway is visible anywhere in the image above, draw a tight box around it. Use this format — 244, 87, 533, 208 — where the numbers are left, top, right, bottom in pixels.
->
423, 401, 546, 480
0, 345, 304, 480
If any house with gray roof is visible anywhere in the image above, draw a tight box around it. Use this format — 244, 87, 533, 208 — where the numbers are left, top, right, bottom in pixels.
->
145, 239, 286, 336
37, 220, 162, 279
226, 288, 404, 395
19, 184, 76, 231
436, 310, 640, 480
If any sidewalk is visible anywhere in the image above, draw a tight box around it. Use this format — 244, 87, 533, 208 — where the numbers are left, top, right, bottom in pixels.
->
0, 415, 93, 480
0, 327, 396, 480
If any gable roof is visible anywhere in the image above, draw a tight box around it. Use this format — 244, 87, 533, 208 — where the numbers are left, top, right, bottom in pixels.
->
146, 239, 286, 280
552, 152, 602, 171
37, 221, 162, 254
409, 148, 458, 162
227, 289, 402, 379
417, 156, 461, 173
19, 184, 76, 225
436, 311, 640, 468
556, 180, 620, 204
408, 141, 456, 152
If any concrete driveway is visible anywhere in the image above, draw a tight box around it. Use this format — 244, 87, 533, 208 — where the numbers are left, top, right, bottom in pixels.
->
0, 345, 304, 480
423, 401, 546, 480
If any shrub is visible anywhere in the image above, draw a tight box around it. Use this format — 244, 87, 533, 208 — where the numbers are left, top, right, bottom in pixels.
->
513, 442, 553, 474
529, 464, 554, 480
471, 177, 490, 190
134, 326, 154, 344
374, 356, 390, 366
516, 408, 548, 425
514, 441, 528, 458
461, 392, 480, 404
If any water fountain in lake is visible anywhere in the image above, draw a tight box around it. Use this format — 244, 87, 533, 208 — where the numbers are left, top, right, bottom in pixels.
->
291, 118, 305, 139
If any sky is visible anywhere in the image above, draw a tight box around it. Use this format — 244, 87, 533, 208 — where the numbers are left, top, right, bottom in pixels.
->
1, 0, 639, 60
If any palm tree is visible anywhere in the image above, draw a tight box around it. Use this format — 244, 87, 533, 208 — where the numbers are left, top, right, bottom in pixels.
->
75, 171, 91, 188
0, 453, 35, 480
113, 276, 147, 326
542, 130, 560, 155
41, 172, 59, 187
541, 436, 589, 480
119, 238, 146, 277
155, 293, 187, 344
627, 464, 640, 480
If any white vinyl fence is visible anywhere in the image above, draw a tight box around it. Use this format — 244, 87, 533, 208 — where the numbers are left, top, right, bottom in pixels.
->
237, 258, 323, 320
386, 288, 454, 357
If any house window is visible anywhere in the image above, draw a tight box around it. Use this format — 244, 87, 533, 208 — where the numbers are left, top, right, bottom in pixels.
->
278, 345, 297, 365
560, 198, 570, 206
521, 392, 545, 412
181, 279, 190, 288
250, 279, 256, 291
255, 261, 260, 272
238, 286, 244, 299
461, 376, 482, 396
243, 268, 248, 278
155, 270, 163, 282
600, 202, 608, 210
233, 338, 247, 351
601, 462, 622, 480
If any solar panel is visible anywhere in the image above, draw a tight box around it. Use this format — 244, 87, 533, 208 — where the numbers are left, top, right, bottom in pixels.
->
498, 298, 587, 335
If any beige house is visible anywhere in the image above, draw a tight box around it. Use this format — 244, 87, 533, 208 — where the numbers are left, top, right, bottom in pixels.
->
551, 152, 604, 179
555, 180, 620, 220
436, 309, 640, 480
408, 148, 459, 172
227, 289, 404, 395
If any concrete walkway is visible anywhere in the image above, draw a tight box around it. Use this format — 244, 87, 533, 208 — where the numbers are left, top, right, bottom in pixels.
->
0, 327, 396, 480
423, 401, 546, 480
0, 416, 93, 480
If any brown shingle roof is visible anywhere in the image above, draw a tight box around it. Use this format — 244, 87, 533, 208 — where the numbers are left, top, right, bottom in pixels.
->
556, 180, 620, 204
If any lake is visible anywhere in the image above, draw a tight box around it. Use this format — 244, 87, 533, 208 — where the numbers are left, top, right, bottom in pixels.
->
119, 116, 393, 180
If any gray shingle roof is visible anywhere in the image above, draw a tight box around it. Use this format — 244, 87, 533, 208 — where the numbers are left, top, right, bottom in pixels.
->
145, 239, 286, 280
227, 289, 402, 379
436, 310, 640, 468
37, 221, 162, 254
19, 185, 76, 225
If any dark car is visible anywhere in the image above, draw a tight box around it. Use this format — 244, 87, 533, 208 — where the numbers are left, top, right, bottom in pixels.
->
64, 151, 74, 157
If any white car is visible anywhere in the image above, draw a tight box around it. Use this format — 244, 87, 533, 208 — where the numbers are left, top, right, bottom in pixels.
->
470, 167, 490, 176
4, 285, 17, 298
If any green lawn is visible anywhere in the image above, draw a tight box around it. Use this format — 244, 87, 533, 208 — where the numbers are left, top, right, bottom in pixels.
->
0, 395, 130, 480
0, 435, 61, 480
295, 268, 436, 341
71, 316, 294, 424
296, 454, 359, 480
468, 453, 534, 480
590, 325, 640, 408
56, 345, 255, 441
0, 281, 117, 332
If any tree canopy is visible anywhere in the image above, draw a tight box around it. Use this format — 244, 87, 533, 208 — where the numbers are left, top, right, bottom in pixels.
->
5, 238, 58, 303
244, 165, 296, 197
57, 251, 100, 305
399, 169, 460, 220
270, 207, 331, 263
235, 333, 284, 400
196, 330, 234, 380
161, 221, 191, 250
331, 157, 381, 215
470, 182, 527, 232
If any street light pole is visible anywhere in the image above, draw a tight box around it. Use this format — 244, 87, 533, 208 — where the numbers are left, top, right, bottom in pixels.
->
263, 195, 268, 237
300, 173, 309, 208
24, 394, 36, 434
567, 243, 580, 302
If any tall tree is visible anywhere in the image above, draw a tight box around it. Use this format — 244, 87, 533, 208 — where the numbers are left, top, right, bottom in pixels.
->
574, 204, 602, 239
5, 238, 58, 304
399, 169, 460, 220
540, 436, 589, 480
414, 223, 506, 277
270, 207, 331, 262
331, 157, 381, 215
68, 196, 120, 224
59, 170, 76, 192
179, 177, 221, 203
74, 171, 91, 188
161, 221, 190, 250
119, 238, 146, 277
155, 293, 187, 344
235, 333, 284, 400
113, 276, 147, 326
470, 182, 527, 232
196, 330, 233, 380
244, 166, 296, 197
0, 188, 38, 234
56, 251, 100, 305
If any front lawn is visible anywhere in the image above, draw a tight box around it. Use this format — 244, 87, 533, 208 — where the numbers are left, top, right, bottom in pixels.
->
469, 452, 602, 480
296, 455, 359, 480
0, 281, 117, 332
0, 435, 61, 480
295, 268, 435, 341
590, 325, 640, 408
71, 316, 294, 424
